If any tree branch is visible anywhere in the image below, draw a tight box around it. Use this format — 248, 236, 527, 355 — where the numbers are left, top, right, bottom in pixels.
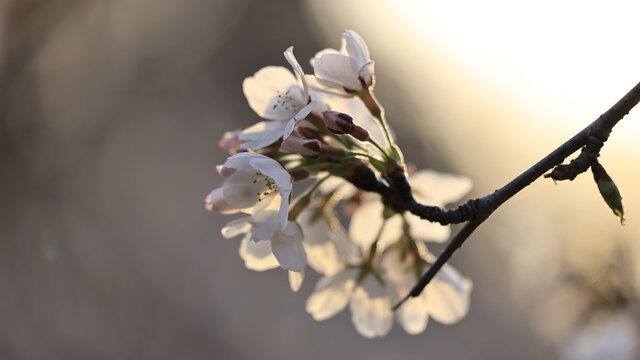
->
390, 80, 640, 310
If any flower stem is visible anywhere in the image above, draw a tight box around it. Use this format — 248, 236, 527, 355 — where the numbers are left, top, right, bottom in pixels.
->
358, 89, 395, 152
367, 219, 388, 263
366, 138, 389, 159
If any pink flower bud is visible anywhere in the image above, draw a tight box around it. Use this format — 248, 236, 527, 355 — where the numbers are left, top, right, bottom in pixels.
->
321, 145, 346, 158
350, 125, 369, 141
288, 168, 310, 182
218, 130, 245, 154
322, 111, 354, 134
281, 139, 322, 157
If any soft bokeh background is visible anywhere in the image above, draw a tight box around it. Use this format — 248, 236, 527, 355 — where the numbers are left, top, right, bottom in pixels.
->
2, 1, 639, 359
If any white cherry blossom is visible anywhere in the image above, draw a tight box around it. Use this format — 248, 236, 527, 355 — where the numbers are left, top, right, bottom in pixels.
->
311, 30, 375, 94
382, 244, 472, 335
240, 47, 317, 149
205, 152, 292, 232
306, 267, 394, 338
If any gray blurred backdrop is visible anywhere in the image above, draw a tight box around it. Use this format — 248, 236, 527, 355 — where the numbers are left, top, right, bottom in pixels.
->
2, 1, 639, 359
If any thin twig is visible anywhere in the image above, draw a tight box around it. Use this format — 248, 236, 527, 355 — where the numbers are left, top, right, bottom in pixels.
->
390, 81, 640, 310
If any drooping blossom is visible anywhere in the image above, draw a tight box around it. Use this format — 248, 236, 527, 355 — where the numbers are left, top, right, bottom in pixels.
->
240, 47, 317, 149
382, 244, 472, 335
305, 218, 472, 337
306, 266, 394, 338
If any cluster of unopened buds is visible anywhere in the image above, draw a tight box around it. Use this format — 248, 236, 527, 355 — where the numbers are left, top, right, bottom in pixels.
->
206, 30, 473, 337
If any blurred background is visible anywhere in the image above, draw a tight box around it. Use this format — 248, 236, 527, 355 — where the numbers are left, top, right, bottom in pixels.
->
1, 0, 639, 359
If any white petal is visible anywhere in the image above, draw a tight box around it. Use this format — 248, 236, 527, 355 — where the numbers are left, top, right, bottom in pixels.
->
239, 120, 287, 150
327, 217, 361, 264
222, 171, 263, 209
221, 217, 251, 239
205, 187, 239, 214
248, 157, 292, 191
317, 175, 358, 199
425, 264, 473, 325
398, 295, 430, 335
244, 190, 278, 215
379, 245, 412, 286
284, 46, 308, 99
349, 200, 402, 251
305, 75, 351, 96
238, 237, 279, 271
406, 213, 451, 243
349, 276, 393, 338
378, 215, 404, 249
270, 222, 307, 272
223, 152, 267, 170
306, 269, 357, 321
300, 211, 359, 275
242, 66, 302, 121
410, 170, 473, 205
310, 47, 341, 67
349, 199, 384, 250
308, 89, 330, 115
248, 157, 292, 229
313, 53, 363, 92
277, 195, 291, 230
343, 30, 370, 65
288, 269, 305, 292
249, 210, 281, 241
283, 101, 316, 140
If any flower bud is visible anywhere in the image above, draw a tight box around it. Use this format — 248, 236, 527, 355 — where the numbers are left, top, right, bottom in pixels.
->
321, 145, 346, 158
288, 168, 310, 182
350, 125, 369, 141
218, 130, 245, 154
281, 139, 322, 158
322, 111, 354, 134
591, 161, 625, 225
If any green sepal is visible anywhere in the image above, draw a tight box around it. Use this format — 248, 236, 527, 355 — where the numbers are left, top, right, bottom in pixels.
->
368, 157, 388, 175
382, 206, 396, 220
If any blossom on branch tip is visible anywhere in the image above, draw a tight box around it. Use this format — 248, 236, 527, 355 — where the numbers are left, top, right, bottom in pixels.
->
311, 30, 375, 94
240, 47, 318, 149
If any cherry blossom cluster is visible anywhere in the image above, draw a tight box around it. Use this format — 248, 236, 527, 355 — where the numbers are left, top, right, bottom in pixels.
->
206, 30, 473, 337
